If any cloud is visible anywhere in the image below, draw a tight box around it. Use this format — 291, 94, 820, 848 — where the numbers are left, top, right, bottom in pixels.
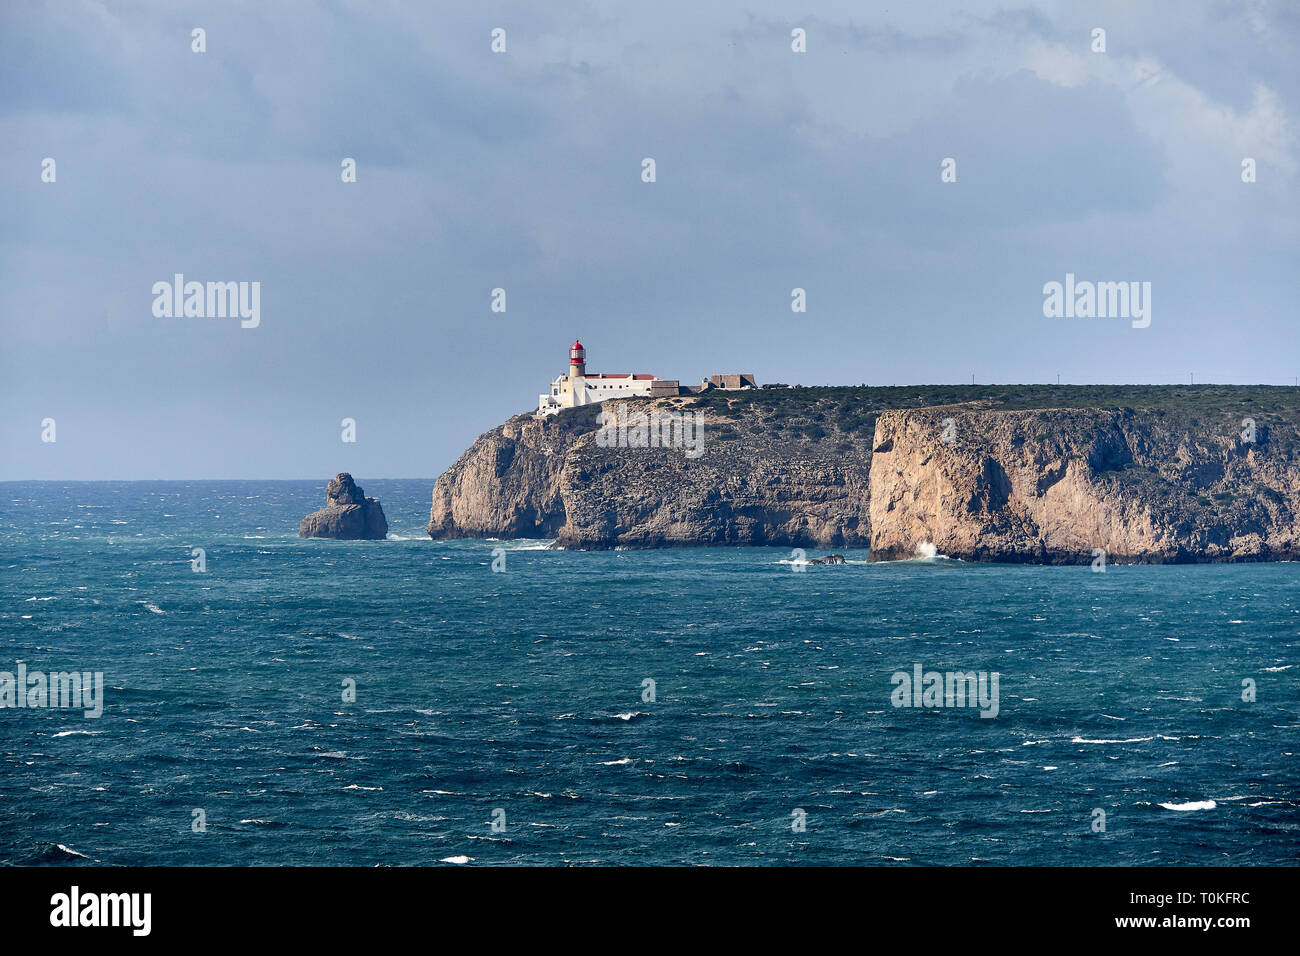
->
1, 1, 1297, 479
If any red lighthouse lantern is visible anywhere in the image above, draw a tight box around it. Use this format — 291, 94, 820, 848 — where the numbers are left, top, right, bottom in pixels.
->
569, 340, 586, 377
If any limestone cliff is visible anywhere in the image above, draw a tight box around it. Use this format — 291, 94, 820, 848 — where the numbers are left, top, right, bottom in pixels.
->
868, 406, 1299, 563
428, 386, 1300, 562
426, 410, 592, 539
428, 396, 873, 549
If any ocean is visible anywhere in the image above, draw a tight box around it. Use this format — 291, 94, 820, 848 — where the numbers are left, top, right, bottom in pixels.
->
1, 480, 1297, 866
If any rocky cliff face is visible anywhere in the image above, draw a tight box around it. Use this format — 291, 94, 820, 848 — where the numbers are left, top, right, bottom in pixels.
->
300, 473, 389, 540
428, 386, 1300, 562
868, 407, 1300, 563
426, 412, 590, 539
555, 413, 871, 550
428, 398, 873, 549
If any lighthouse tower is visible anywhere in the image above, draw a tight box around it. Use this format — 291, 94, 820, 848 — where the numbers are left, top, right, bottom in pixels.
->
568, 340, 586, 378
537, 338, 659, 416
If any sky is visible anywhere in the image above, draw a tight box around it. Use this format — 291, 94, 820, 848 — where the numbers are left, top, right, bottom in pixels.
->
2, 0, 1297, 479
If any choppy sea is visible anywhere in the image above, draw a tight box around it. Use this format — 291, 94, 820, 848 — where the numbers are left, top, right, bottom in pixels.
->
1, 480, 1297, 865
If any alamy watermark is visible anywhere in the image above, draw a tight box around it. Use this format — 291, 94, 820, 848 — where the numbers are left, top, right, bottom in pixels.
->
890, 663, 999, 718
1, 664, 104, 718
152, 274, 260, 328
50, 886, 150, 936
1042, 273, 1150, 328
595, 403, 705, 458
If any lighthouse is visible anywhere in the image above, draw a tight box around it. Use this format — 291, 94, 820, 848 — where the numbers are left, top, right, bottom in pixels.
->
536, 339, 662, 416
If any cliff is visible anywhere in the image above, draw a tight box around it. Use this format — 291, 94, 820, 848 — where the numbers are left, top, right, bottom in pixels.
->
426, 410, 593, 540
428, 386, 1300, 563
869, 406, 1299, 562
428, 400, 871, 548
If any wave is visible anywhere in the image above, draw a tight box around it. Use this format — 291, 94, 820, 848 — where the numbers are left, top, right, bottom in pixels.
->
590, 712, 650, 723
1159, 800, 1216, 812
1072, 736, 1154, 744
871, 542, 955, 563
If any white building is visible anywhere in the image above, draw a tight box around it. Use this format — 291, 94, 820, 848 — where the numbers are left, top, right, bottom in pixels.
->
537, 340, 661, 416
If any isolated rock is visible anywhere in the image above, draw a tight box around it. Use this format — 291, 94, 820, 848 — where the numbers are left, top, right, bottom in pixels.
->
808, 554, 846, 565
300, 473, 388, 540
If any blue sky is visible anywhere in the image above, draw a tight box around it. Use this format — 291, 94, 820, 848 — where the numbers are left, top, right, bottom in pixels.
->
2, 0, 1297, 479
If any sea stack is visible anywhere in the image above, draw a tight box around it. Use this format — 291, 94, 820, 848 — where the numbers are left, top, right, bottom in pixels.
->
299, 473, 388, 540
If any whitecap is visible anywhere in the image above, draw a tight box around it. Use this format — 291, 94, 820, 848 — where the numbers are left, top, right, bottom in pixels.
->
1159, 800, 1216, 812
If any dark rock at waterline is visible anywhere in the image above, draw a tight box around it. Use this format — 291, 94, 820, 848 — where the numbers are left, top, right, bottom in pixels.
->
299, 473, 388, 540
808, 554, 846, 565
